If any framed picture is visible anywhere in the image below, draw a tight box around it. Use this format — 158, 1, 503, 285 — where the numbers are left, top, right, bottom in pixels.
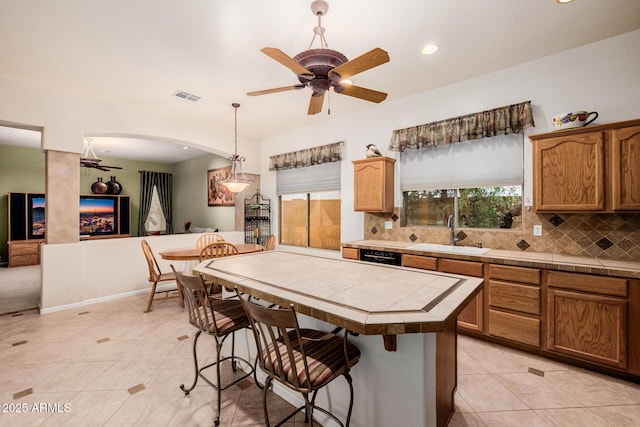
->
207, 167, 235, 206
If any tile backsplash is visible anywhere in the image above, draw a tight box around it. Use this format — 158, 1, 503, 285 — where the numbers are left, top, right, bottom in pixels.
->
364, 208, 640, 261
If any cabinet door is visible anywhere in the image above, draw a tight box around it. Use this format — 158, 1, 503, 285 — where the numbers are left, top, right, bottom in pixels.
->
532, 132, 606, 211
353, 157, 394, 212
547, 288, 627, 369
440, 259, 484, 332
612, 125, 640, 210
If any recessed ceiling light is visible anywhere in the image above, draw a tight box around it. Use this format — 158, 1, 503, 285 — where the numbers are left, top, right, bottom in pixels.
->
556, 0, 574, 3
182, 145, 189, 150
421, 44, 440, 55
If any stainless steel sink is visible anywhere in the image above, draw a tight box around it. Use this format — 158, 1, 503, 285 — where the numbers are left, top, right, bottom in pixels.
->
406, 243, 490, 255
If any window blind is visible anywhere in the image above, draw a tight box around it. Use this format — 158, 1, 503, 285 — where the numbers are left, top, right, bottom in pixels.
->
400, 133, 524, 191
276, 161, 341, 194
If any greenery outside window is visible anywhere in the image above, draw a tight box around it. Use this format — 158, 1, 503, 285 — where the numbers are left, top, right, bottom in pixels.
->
403, 185, 522, 229
279, 191, 341, 250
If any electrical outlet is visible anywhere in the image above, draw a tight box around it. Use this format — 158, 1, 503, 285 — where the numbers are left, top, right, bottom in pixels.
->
533, 225, 543, 236
384, 221, 393, 230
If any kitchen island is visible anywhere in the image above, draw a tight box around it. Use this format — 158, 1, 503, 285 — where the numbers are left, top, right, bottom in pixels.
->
194, 250, 483, 427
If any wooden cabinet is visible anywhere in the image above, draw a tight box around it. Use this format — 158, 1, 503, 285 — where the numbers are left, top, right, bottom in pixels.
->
8, 240, 43, 267
402, 254, 438, 270
530, 118, 640, 212
353, 156, 395, 212
546, 271, 628, 369
612, 125, 640, 210
439, 259, 484, 332
488, 264, 541, 347
342, 247, 359, 260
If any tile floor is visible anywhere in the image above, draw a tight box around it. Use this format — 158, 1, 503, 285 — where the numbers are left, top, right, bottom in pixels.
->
0, 294, 638, 426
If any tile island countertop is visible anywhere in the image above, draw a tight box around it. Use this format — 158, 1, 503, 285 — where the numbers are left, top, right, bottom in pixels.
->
194, 250, 483, 337
342, 240, 640, 279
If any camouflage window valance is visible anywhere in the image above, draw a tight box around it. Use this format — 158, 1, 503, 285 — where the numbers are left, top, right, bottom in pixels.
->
389, 101, 534, 152
269, 141, 343, 171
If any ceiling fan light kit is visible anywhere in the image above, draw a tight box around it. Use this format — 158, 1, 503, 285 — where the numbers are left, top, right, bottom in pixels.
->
220, 103, 251, 193
80, 138, 123, 172
247, 0, 390, 115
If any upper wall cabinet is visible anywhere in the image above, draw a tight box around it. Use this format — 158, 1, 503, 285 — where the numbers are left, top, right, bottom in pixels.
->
530, 119, 640, 213
353, 156, 395, 212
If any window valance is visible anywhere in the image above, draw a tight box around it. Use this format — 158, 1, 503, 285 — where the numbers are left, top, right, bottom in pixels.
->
269, 141, 343, 171
389, 101, 534, 152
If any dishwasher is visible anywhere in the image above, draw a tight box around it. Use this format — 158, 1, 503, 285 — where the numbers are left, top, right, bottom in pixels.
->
359, 248, 402, 266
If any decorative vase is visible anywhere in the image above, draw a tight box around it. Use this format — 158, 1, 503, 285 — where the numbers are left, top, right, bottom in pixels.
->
107, 176, 122, 195
91, 177, 108, 194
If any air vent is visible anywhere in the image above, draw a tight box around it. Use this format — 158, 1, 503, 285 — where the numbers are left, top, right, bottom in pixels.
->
171, 90, 201, 102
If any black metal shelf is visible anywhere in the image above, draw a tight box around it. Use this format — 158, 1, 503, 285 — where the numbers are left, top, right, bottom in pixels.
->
244, 191, 271, 245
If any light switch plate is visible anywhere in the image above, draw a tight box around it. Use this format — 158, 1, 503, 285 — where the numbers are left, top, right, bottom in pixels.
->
533, 225, 543, 236
384, 221, 393, 230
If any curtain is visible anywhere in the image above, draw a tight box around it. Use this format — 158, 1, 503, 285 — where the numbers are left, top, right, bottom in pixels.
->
269, 141, 343, 171
139, 171, 172, 235
389, 101, 534, 152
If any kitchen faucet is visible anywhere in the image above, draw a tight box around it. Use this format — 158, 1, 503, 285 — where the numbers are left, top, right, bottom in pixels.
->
447, 214, 458, 246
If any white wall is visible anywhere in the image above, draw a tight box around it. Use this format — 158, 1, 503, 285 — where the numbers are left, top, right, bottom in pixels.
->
260, 29, 640, 243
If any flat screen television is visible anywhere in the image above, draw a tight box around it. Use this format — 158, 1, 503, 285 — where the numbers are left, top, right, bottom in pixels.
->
79, 195, 118, 236
27, 194, 46, 239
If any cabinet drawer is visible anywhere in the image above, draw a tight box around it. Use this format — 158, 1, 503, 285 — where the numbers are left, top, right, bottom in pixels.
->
402, 254, 438, 271
10, 254, 39, 267
489, 280, 540, 315
489, 309, 540, 347
548, 271, 627, 297
440, 258, 484, 277
489, 264, 541, 285
10, 242, 40, 255
342, 247, 359, 260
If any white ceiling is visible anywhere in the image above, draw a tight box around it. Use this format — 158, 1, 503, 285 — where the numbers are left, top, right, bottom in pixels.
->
1, 0, 640, 162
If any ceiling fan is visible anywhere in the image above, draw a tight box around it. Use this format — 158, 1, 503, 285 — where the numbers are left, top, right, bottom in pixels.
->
247, 0, 390, 115
80, 138, 123, 171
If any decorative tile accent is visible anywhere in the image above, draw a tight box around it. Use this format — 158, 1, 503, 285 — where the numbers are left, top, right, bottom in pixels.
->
128, 384, 145, 395
96, 337, 110, 344
177, 335, 189, 341
12, 340, 27, 347
391, 213, 399, 222
371, 226, 378, 235
456, 231, 467, 241
13, 388, 33, 399
517, 240, 530, 251
528, 367, 545, 377
363, 208, 640, 261
595, 237, 614, 250
549, 215, 565, 227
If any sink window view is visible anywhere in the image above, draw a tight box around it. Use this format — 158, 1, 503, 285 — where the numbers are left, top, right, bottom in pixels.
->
403, 185, 522, 229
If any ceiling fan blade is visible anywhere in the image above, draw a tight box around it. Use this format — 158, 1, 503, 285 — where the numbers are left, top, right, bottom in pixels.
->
102, 166, 123, 170
95, 166, 110, 171
334, 84, 387, 103
261, 47, 315, 80
247, 84, 306, 96
307, 93, 325, 115
329, 47, 390, 81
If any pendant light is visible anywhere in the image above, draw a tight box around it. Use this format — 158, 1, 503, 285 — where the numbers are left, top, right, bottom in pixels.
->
220, 102, 251, 193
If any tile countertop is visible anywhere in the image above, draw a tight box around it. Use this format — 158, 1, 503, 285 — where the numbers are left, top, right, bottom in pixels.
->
342, 240, 640, 280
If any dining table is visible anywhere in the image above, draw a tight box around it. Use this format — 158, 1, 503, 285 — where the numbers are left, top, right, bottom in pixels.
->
158, 243, 263, 261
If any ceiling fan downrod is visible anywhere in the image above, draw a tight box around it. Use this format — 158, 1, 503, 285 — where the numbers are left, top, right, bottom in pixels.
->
308, 0, 329, 49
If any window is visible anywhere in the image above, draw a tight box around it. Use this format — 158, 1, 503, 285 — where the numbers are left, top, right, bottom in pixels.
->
403, 185, 522, 229
280, 191, 341, 250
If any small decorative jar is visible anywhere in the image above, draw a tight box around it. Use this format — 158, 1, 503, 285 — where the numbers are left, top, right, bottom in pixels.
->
107, 176, 122, 195
91, 177, 108, 194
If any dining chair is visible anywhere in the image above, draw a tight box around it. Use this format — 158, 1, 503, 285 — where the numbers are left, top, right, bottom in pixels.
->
141, 239, 184, 313
199, 242, 240, 295
196, 232, 225, 249
262, 234, 276, 251
172, 267, 254, 426
237, 290, 361, 427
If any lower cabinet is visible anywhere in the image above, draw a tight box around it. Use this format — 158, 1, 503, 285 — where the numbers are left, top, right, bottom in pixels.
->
547, 272, 628, 369
439, 259, 485, 333
8, 240, 43, 267
487, 264, 541, 347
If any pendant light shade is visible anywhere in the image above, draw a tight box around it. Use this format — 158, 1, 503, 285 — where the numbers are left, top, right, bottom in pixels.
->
220, 103, 251, 193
